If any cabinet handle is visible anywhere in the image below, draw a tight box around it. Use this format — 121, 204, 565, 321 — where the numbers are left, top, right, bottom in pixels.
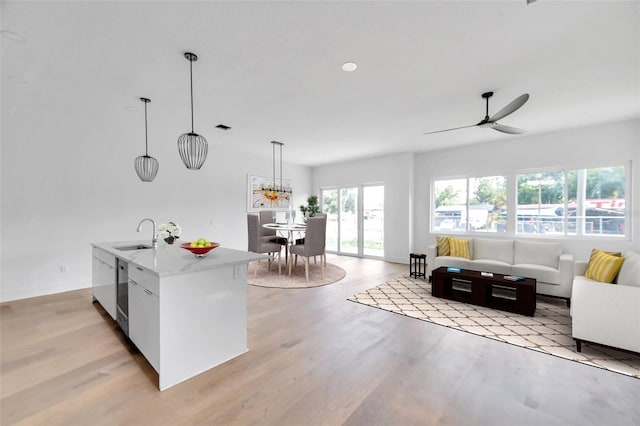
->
129, 279, 138, 286
137, 267, 143, 272
144, 289, 153, 296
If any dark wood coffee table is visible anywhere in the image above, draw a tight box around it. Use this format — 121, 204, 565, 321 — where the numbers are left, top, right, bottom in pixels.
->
431, 267, 536, 316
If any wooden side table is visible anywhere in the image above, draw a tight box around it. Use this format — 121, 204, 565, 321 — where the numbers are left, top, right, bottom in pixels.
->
409, 253, 427, 279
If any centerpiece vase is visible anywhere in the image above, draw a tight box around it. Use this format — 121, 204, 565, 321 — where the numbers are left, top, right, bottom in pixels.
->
165, 237, 176, 245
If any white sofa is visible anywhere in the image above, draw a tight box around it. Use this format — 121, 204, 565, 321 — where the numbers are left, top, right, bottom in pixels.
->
427, 238, 574, 304
571, 250, 640, 353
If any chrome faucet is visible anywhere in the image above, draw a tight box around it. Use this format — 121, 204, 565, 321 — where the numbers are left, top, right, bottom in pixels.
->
136, 218, 157, 249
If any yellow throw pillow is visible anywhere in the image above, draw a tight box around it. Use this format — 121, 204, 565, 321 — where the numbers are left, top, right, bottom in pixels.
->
585, 249, 625, 283
448, 237, 470, 259
436, 236, 450, 256
589, 248, 621, 260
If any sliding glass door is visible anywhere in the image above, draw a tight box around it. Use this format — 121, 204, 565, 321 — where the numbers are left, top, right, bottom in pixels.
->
321, 185, 384, 258
339, 187, 359, 254
322, 189, 339, 252
363, 185, 384, 257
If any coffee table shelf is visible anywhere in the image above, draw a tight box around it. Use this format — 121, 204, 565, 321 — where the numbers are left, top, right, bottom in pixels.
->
431, 267, 536, 316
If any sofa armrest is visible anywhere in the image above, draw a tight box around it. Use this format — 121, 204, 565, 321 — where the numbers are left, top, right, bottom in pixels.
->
574, 260, 588, 276
427, 245, 437, 277
571, 278, 640, 352
558, 253, 574, 286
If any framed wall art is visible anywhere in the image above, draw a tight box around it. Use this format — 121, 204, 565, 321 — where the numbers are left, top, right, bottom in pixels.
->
247, 175, 293, 212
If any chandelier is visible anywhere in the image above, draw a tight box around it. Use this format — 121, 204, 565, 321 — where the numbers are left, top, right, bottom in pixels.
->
266, 141, 290, 206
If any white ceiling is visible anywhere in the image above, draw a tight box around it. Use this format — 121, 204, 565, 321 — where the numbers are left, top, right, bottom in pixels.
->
2, 1, 639, 167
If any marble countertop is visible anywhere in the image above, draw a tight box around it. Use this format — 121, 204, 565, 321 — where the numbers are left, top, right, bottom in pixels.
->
92, 240, 265, 277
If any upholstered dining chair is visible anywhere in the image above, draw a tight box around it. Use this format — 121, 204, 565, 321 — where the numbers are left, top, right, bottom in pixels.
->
259, 210, 288, 262
289, 216, 327, 282
247, 213, 282, 275
295, 213, 327, 266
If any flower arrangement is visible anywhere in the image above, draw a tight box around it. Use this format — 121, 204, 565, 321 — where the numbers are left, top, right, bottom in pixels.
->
159, 221, 181, 244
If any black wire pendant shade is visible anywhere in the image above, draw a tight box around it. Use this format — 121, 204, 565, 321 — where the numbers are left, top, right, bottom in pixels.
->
134, 98, 159, 182
178, 52, 208, 170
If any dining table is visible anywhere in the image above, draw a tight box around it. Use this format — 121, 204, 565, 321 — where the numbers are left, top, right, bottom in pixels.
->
262, 222, 306, 248
263, 222, 306, 266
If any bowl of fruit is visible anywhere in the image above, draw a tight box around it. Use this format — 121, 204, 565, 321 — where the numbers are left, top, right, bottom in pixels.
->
180, 238, 220, 257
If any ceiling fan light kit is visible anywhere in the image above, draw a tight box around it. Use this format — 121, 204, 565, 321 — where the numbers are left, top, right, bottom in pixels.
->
177, 52, 208, 170
134, 97, 159, 182
423, 91, 529, 136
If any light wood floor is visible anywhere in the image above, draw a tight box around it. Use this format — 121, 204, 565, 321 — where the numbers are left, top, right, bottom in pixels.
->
1, 255, 638, 425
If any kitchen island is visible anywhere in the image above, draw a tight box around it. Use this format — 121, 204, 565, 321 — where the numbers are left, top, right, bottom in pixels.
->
91, 240, 264, 390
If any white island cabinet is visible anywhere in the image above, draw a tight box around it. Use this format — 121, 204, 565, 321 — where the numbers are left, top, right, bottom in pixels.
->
91, 241, 264, 391
91, 247, 117, 320
128, 265, 160, 372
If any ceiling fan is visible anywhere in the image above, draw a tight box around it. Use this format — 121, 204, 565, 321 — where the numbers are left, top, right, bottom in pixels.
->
423, 91, 529, 135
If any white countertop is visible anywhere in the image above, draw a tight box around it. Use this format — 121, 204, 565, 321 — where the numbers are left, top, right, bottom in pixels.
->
92, 240, 265, 277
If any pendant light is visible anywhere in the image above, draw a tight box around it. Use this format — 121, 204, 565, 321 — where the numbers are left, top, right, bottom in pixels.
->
134, 98, 159, 182
177, 52, 208, 170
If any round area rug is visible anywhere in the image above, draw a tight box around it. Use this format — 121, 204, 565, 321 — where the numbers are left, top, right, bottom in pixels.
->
247, 260, 346, 289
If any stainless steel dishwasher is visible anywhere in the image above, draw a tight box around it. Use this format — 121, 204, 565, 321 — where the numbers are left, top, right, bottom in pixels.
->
116, 259, 129, 336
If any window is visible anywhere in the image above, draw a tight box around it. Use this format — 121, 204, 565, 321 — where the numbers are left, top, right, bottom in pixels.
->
433, 179, 466, 232
566, 166, 626, 236
433, 176, 506, 233
469, 176, 507, 233
516, 172, 564, 235
432, 164, 628, 238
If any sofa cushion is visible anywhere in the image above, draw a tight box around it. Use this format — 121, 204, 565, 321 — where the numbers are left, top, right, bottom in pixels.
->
449, 237, 470, 259
585, 249, 625, 284
617, 250, 640, 287
513, 240, 562, 269
436, 236, 450, 256
511, 264, 561, 285
473, 238, 514, 264
469, 259, 512, 275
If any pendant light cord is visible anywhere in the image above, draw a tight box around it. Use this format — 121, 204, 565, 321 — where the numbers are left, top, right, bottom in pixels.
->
144, 101, 149, 156
271, 141, 284, 194
279, 143, 283, 192
190, 58, 194, 133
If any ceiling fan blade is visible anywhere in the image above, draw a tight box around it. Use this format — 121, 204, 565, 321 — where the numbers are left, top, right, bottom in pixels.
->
491, 123, 526, 134
423, 124, 477, 135
488, 93, 529, 123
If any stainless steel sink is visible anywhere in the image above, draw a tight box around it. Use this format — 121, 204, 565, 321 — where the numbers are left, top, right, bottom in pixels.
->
115, 244, 154, 251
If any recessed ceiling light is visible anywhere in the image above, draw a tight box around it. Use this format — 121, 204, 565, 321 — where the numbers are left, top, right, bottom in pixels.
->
342, 62, 358, 72
1, 30, 26, 42
215, 124, 231, 130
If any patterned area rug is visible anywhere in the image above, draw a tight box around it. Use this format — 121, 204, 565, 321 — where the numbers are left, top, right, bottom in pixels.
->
348, 275, 640, 379
247, 260, 346, 289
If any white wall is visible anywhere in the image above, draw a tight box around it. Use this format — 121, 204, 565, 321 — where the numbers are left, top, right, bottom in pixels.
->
413, 119, 640, 260
312, 152, 414, 264
0, 130, 311, 301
